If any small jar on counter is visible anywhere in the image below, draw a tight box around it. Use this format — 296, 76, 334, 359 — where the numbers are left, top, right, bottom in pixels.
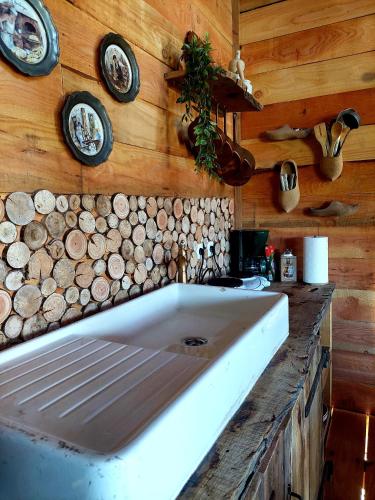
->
280, 249, 297, 282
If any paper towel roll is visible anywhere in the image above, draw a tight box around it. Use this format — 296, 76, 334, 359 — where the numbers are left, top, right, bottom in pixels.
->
303, 236, 329, 284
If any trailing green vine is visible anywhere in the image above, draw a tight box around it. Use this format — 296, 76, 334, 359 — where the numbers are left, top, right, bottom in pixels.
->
177, 33, 224, 178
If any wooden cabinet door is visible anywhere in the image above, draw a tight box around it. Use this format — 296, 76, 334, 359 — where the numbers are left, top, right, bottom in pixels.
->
308, 356, 324, 499
289, 345, 324, 500
244, 420, 289, 500
290, 391, 308, 498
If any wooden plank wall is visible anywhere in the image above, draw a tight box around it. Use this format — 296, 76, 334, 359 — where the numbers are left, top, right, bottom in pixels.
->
240, 2, 375, 414
0, 0, 234, 199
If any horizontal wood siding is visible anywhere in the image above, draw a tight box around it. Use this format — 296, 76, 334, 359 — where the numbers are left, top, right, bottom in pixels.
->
240, 3, 375, 413
0, 0, 234, 199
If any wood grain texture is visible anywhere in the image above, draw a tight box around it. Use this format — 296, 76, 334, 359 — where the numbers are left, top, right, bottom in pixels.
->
242, 161, 375, 228
62, 68, 188, 159
240, 0, 375, 44
240, 0, 282, 13
241, 88, 375, 140
82, 142, 233, 198
47, 0, 173, 111
243, 14, 375, 75
0, 0, 234, 198
333, 289, 375, 323
333, 350, 375, 386
243, 125, 375, 168
333, 380, 375, 415
250, 51, 375, 105
324, 409, 366, 499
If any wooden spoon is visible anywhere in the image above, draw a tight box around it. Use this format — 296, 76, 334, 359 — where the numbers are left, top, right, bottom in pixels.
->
314, 123, 328, 157
329, 121, 343, 157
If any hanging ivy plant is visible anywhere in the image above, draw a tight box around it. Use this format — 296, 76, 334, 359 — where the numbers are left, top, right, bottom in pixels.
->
177, 32, 224, 178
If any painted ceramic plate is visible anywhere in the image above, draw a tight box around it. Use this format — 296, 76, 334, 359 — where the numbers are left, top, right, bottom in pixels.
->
100, 33, 140, 103
0, 0, 59, 76
62, 91, 113, 167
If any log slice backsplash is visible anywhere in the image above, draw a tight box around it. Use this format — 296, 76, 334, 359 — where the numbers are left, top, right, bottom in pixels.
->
0, 192, 233, 347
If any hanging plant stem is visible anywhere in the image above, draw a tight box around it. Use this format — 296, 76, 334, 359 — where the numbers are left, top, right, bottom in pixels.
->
177, 32, 224, 178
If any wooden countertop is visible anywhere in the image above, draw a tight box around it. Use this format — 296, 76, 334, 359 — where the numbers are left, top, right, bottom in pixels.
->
178, 282, 335, 499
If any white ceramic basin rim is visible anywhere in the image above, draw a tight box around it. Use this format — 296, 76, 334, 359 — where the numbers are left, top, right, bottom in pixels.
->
0, 283, 289, 500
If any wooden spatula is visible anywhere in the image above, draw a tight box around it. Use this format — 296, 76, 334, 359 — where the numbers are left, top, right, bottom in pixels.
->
314, 123, 328, 157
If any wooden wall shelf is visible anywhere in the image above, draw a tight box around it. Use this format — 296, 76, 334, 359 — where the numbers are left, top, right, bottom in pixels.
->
165, 69, 263, 113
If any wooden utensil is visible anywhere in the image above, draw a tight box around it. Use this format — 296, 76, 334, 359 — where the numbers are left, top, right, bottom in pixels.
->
314, 123, 328, 157
329, 121, 343, 157
337, 126, 350, 153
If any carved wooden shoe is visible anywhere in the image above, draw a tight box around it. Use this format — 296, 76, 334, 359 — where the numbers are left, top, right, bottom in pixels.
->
266, 124, 311, 141
279, 159, 300, 213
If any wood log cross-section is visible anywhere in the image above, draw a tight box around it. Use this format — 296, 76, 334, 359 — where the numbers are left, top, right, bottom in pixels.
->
107, 213, 119, 229
34, 190, 56, 215
132, 225, 146, 246
108, 253, 125, 280
69, 194, 81, 211
65, 286, 80, 305
13, 285, 42, 319
6, 192, 35, 226
6, 242, 30, 269
0, 290, 12, 324
156, 209, 168, 230
56, 195, 69, 213
96, 195, 112, 217
88, 233, 106, 260
75, 262, 95, 288
65, 211, 78, 228
113, 193, 129, 219
43, 293, 67, 322
53, 258, 75, 288
106, 229, 122, 253
5, 270, 24, 291
28, 249, 53, 280
41, 277, 57, 297
95, 216, 108, 234
134, 263, 147, 285
22, 313, 47, 340
173, 198, 183, 219
91, 276, 110, 302
45, 212, 66, 239
65, 230, 88, 260
4, 315, 23, 339
24, 221, 48, 250
82, 194, 95, 211
146, 197, 157, 218
79, 211, 96, 234
0, 221, 17, 244
47, 239, 65, 260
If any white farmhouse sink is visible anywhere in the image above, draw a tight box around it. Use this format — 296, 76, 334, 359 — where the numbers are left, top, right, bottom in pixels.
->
0, 284, 288, 500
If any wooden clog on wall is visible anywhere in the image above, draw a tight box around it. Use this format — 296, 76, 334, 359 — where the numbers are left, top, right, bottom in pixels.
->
309, 201, 359, 217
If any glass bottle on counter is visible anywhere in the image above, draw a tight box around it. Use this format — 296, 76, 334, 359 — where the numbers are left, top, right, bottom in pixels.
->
265, 245, 275, 281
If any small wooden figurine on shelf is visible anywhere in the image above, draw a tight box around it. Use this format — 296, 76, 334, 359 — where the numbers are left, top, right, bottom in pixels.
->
228, 49, 252, 94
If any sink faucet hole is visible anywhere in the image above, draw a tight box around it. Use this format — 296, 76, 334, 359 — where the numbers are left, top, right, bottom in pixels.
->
182, 337, 208, 347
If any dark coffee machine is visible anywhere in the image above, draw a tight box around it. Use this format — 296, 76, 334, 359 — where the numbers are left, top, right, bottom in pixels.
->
230, 229, 269, 277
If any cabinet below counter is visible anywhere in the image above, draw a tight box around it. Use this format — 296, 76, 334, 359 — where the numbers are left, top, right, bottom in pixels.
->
178, 282, 335, 499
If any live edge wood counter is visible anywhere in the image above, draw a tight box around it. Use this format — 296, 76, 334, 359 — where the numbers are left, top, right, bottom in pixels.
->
178, 282, 335, 500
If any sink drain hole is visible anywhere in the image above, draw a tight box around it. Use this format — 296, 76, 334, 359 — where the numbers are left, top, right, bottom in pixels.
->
182, 337, 208, 347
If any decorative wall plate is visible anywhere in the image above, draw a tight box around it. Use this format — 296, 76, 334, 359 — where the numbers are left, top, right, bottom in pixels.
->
100, 33, 140, 103
0, 0, 59, 76
62, 91, 113, 167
